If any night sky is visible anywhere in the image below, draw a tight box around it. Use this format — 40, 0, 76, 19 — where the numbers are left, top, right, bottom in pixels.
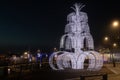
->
0, 0, 120, 52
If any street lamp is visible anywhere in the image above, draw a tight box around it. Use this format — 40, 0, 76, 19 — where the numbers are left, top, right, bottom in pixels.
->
111, 20, 119, 67
112, 43, 117, 67
103, 36, 109, 63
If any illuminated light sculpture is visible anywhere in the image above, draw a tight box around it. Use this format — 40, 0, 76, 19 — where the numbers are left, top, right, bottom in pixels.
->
49, 3, 103, 71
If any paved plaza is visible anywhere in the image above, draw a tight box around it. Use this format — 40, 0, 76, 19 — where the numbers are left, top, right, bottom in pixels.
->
24, 63, 120, 80
79, 63, 120, 80
66, 63, 120, 80
3, 63, 120, 80
104, 63, 120, 80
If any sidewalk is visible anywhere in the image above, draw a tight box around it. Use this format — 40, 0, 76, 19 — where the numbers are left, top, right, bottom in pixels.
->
104, 63, 120, 80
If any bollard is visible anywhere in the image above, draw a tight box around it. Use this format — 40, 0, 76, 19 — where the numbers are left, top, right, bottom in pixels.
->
80, 76, 85, 80
103, 74, 107, 80
80, 73, 108, 80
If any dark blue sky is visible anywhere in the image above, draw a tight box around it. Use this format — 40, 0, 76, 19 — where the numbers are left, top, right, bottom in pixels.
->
0, 0, 120, 51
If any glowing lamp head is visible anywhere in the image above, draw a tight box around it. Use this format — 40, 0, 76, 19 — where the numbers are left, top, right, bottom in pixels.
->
104, 37, 108, 41
113, 43, 117, 47
24, 52, 28, 55
112, 21, 119, 28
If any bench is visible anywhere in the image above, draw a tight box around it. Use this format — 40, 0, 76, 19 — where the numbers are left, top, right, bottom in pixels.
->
80, 72, 107, 80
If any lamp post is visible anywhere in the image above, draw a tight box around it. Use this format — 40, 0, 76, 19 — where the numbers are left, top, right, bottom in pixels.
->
111, 20, 119, 67
112, 43, 117, 67
103, 36, 109, 63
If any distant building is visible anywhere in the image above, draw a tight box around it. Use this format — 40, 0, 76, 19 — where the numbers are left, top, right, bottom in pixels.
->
99, 48, 120, 63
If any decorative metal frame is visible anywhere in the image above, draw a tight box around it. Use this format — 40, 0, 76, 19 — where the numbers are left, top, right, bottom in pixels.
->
49, 3, 103, 71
